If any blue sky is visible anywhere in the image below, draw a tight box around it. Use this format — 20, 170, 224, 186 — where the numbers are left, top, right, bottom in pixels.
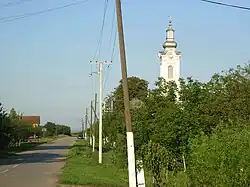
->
0, 0, 249, 131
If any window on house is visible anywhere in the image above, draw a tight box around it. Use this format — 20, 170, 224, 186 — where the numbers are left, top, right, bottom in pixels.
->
168, 65, 173, 79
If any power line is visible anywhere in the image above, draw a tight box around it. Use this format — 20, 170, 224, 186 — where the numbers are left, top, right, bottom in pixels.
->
0, 0, 90, 24
103, 6, 117, 92
96, 0, 108, 60
110, 32, 117, 62
92, 0, 109, 61
103, 62, 112, 93
200, 0, 250, 11
0, 0, 32, 8
108, 7, 116, 55
90, 0, 108, 100
110, 6, 117, 62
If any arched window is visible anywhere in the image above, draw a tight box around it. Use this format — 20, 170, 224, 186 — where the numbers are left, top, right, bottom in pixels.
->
168, 65, 174, 79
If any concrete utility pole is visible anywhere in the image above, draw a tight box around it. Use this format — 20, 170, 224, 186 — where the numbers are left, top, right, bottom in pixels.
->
91, 94, 99, 121
92, 93, 98, 152
81, 118, 84, 137
111, 99, 114, 112
90, 61, 112, 164
90, 100, 93, 146
115, 0, 137, 187
85, 108, 88, 140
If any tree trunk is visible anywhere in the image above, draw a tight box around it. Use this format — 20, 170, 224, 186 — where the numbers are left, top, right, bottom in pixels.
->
182, 154, 186, 172
18, 139, 22, 147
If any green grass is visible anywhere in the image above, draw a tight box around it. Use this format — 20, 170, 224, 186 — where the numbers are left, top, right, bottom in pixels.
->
0, 136, 59, 158
60, 140, 128, 187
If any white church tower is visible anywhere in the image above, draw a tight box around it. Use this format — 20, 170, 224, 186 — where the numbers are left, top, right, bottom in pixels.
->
158, 18, 181, 86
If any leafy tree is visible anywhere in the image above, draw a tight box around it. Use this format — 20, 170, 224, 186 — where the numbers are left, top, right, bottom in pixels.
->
111, 76, 149, 112
44, 122, 57, 136
43, 122, 71, 136
0, 103, 12, 149
89, 63, 250, 186
0, 105, 37, 148
188, 126, 250, 186
0, 102, 72, 152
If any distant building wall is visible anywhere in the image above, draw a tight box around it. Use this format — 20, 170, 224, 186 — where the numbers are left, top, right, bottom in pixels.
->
22, 116, 40, 127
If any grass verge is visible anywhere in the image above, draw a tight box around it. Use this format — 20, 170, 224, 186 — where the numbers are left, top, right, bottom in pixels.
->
59, 140, 128, 187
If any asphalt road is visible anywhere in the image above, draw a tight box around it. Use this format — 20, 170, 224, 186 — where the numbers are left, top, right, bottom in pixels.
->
0, 136, 76, 187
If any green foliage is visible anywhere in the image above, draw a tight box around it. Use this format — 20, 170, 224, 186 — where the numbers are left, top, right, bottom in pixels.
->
88, 64, 250, 186
60, 140, 128, 186
106, 76, 149, 112
141, 141, 173, 186
43, 122, 71, 136
0, 102, 11, 149
167, 171, 190, 187
0, 106, 35, 148
0, 104, 71, 153
188, 126, 250, 186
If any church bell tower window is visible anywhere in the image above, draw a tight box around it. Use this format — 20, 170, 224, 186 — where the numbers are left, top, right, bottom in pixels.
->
168, 65, 173, 79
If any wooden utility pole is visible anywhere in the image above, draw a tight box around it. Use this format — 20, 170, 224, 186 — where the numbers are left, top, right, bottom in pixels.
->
90, 61, 112, 164
115, 0, 137, 186
85, 108, 88, 140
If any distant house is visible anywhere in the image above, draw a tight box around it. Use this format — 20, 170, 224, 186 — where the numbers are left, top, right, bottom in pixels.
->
22, 116, 40, 128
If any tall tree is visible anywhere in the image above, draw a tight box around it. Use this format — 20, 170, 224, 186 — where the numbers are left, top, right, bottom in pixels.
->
112, 76, 149, 111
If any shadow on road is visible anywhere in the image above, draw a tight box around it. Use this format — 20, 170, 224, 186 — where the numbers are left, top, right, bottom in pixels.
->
0, 152, 68, 166
32, 145, 72, 151
0, 143, 80, 166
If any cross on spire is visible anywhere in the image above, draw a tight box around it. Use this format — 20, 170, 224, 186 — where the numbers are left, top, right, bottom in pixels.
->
168, 16, 172, 27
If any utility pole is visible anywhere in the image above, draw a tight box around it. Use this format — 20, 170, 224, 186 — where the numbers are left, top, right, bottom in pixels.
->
90, 100, 93, 146
91, 96, 99, 121
81, 118, 84, 138
111, 99, 114, 112
115, 0, 137, 187
85, 108, 88, 140
90, 61, 112, 164
55, 125, 58, 136
92, 93, 97, 152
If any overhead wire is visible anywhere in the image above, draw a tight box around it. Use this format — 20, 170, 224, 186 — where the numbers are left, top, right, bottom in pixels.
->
103, 6, 117, 93
89, 0, 109, 101
92, 0, 109, 61
110, 30, 117, 62
199, 0, 250, 11
0, 0, 90, 24
108, 6, 116, 57
102, 0, 250, 93
0, 0, 32, 8
110, 7, 117, 63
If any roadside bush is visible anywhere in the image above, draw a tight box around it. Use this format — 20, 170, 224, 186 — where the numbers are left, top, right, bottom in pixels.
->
88, 63, 250, 186
188, 126, 250, 187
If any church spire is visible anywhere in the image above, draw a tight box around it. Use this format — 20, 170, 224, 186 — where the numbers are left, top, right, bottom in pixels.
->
163, 17, 177, 50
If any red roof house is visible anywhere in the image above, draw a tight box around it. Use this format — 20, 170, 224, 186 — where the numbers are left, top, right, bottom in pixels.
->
22, 116, 40, 127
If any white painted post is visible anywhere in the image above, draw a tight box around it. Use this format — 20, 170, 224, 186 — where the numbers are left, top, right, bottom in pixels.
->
92, 135, 95, 152
98, 63, 103, 164
90, 136, 92, 146
137, 160, 146, 187
127, 132, 137, 187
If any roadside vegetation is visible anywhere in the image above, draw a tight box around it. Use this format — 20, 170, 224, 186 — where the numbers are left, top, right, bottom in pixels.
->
87, 64, 249, 186
60, 140, 128, 187
60, 64, 250, 186
0, 106, 71, 158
